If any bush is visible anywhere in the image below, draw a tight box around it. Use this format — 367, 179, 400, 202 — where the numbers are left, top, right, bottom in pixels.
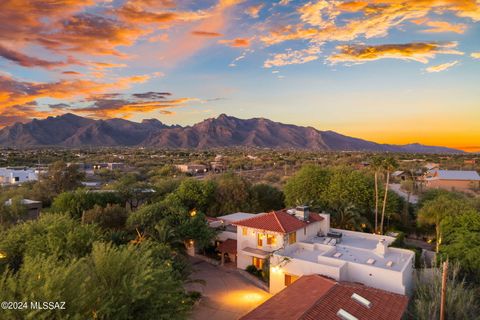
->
83, 204, 128, 230
246, 265, 258, 274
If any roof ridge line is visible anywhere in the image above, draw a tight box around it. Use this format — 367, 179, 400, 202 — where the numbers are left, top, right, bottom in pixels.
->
272, 210, 286, 233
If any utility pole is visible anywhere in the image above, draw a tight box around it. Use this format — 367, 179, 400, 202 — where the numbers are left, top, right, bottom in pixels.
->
440, 260, 448, 320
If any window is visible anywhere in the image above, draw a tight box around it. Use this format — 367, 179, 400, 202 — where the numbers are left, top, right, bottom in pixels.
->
242, 228, 247, 236
252, 257, 264, 270
284, 274, 299, 286
257, 233, 263, 247
266, 234, 276, 245
288, 232, 296, 244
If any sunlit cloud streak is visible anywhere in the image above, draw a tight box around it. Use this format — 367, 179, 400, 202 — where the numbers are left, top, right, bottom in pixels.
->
425, 60, 459, 73
328, 42, 463, 64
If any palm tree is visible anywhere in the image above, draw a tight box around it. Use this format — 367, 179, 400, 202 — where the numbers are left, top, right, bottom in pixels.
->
150, 221, 185, 251
380, 157, 397, 234
332, 204, 370, 231
371, 156, 384, 233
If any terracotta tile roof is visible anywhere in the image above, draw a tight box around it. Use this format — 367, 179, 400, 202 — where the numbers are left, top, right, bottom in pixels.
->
241, 275, 408, 320
234, 210, 323, 234
240, 275, 335, 320
218, 239, 237, 254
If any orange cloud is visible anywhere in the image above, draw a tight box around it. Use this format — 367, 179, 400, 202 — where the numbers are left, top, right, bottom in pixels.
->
245, 4, 264, 18
425, 60, 459, 73
191, 31, 224, 37
261, 0, 480, 47
328, 42, 463, 64
218, 38, 251, 47
114, 1, 209, 25
0, 74, 150, 113
0, 102, 61, 127
0, 44, 81, 69
413, 19, 467, 34
337, 1, 369, 12
62, 71, 81, 76
71, 92, 196, 119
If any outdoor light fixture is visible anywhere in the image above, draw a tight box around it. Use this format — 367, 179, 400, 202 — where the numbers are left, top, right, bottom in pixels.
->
190, 209, 197, 217
271, 266, 280, 273
0, 251, 7, 259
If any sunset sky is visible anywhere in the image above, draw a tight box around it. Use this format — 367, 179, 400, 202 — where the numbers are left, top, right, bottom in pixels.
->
1, 0, 479, 151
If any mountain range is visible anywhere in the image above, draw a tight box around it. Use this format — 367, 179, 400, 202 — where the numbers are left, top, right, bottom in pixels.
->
0, 113, 463, 153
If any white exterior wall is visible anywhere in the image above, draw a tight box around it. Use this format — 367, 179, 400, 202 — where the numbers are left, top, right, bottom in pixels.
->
270, 251, 412, 295
236, 227, 285, 269
345, 260, 407, 295
270, 254, 346, 294
0, 168, 37, 185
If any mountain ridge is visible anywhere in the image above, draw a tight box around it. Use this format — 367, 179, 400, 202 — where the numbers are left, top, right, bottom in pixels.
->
0, 113, 464, 153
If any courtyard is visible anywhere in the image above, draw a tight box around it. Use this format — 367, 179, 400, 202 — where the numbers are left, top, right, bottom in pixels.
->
187, 258, 271, 320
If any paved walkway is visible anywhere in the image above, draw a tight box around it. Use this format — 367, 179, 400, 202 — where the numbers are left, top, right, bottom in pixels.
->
389, 183, 419, 204
186, 258, 271, 320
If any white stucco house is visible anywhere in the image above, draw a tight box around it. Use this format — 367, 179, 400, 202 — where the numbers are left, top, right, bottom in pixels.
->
0, 167, 38, 185
229, 206, 414, 296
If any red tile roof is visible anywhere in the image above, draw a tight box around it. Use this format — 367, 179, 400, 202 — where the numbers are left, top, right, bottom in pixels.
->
241, 275, 408, 320
218, 239, 237, 254
241, 275, 335, 320
233, 210, 323, 234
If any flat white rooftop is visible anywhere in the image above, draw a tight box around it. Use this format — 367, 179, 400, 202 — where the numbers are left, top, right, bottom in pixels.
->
278, 229, 414, 272
217, 212, 257, 223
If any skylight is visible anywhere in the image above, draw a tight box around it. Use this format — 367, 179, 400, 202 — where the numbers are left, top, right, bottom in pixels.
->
351, 293, 372, 308
337, 308, 358, 320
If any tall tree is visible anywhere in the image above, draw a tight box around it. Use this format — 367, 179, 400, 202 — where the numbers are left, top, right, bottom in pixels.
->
440, 208, 480, 281
371, 156, 384, 233
250, 184, 285, 213
284, 165, 331, 210
43, 161, 84, 195
418, 193, 473, 253
380, 157, 397, 234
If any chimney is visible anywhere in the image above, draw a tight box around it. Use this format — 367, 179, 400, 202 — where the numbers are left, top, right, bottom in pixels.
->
295, 205, 310, 221
375, 238, 388, 257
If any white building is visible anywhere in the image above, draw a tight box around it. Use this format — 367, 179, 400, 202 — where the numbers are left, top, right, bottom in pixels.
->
0, 167, 38, 185
233, 206, 414, 296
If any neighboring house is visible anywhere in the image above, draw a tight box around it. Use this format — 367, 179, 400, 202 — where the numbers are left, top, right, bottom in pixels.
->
231, 206, 414, 296
5, 198, 42, 220
107, 162, 125, 170
0, 167, 38, 185
210, 212, 257, 266
391, 170, 408, 182
241, 274, 408, 320
424, 170, 480, 192
92, 162, 125, 171
175, 164, 208, 174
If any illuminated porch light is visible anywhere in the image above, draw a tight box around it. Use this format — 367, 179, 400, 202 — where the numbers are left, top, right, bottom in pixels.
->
190, 209, 197, 217
0, 251, 6, 259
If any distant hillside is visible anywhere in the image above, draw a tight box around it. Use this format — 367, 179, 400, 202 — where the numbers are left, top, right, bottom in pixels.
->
0, 113, 464, 153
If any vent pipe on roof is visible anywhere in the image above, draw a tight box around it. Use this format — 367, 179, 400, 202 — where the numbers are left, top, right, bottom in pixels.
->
375, 238, 388, 257
295, 205, 310, 221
